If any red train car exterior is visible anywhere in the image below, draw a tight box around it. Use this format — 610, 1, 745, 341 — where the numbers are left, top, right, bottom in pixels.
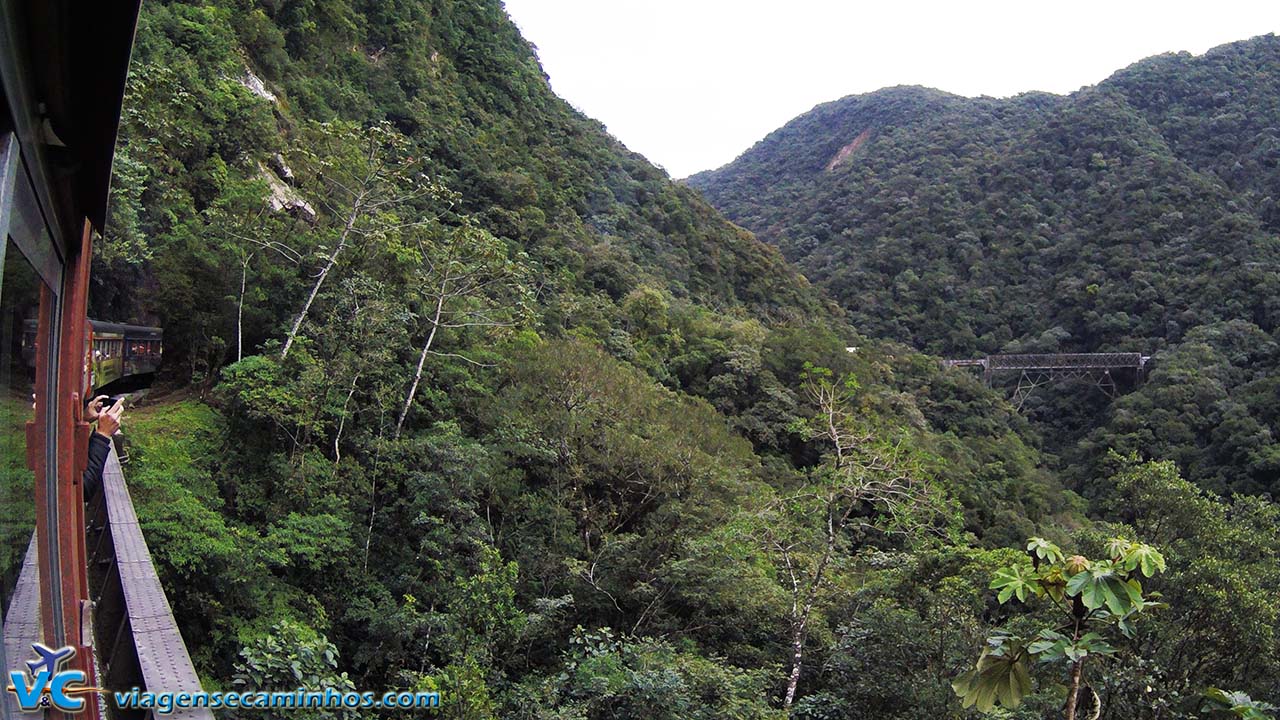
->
1, 3, 143, 718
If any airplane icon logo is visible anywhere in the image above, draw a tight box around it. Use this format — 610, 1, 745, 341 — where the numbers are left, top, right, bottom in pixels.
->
26, 643, 76, 677
7, 643, 96, 712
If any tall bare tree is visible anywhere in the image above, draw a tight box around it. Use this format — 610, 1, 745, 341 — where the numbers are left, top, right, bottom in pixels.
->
196, 175, 299, 367
393, 221, 528, 438
281, 121, 442, 359
234, 233, 300, 362
761, 368, 942, 710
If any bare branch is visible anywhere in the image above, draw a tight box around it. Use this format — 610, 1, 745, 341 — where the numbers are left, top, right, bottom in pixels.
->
426, 349, 494, 367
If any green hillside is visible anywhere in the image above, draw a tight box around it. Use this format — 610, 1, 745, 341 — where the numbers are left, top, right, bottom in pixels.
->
689, 35, 1280, 497
688, 37, 1280, 357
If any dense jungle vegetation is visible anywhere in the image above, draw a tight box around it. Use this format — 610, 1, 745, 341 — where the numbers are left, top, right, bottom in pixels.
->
91, 2, 1279, 718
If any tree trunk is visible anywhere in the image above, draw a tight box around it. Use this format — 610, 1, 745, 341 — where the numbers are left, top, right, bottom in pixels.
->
1064, 658, 1084, 720
781, 511, 838, 710
393, 288, 445, 438
783, 618, 806, 709
237, 253, 251, 363
333, 373, 359, 463
281, 198, 362, 359
363, 475, 377, 573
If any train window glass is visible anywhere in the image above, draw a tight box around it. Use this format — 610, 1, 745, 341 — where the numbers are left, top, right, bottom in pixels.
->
1, 237, 41, 634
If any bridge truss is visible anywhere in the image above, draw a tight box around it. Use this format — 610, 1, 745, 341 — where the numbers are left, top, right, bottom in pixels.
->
943, 353, 1151, 410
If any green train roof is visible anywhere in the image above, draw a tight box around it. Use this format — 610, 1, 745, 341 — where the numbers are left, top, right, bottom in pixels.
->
89, 320, 163, 337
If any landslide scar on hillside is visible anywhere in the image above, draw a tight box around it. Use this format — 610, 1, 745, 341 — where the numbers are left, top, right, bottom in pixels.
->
825, 129, 872, 171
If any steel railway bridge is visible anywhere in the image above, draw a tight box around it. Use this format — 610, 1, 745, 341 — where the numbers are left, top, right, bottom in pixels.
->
943, 353, 1152, 409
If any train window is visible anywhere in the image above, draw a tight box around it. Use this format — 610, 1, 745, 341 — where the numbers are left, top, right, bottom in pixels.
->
1, 237, 42, 636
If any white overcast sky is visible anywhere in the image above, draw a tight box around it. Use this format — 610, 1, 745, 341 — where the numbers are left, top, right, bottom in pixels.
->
502, 1, 1280, 178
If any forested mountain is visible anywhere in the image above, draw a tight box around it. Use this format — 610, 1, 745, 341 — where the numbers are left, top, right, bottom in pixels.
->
689, 35, 1280, 498
89, 4, 1280, 718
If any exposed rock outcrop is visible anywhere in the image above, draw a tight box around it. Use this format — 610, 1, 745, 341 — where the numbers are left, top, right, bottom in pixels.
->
258, 161, 316, 223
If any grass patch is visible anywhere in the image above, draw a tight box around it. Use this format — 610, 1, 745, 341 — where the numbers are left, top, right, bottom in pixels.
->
125, 398, 224, 505
1, 393, 35, 591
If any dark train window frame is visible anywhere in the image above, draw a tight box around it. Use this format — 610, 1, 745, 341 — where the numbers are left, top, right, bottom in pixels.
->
0, 129, 71, 676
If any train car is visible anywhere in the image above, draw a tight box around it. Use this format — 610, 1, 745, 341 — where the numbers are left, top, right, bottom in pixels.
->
89, 320, 163, 390
22, 318, 163, 392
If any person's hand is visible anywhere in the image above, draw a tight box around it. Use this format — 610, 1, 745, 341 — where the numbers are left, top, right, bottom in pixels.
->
86, 395, 109, 421
95, 398, 124, 438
